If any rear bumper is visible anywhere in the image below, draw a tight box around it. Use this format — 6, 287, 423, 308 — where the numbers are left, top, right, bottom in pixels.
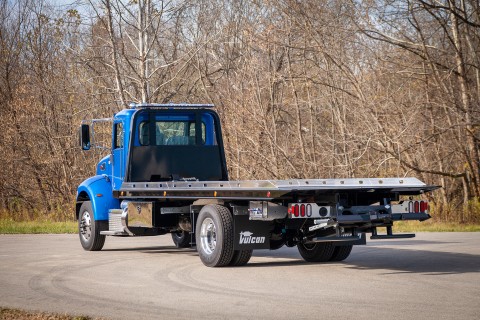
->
336, 212, 431, 225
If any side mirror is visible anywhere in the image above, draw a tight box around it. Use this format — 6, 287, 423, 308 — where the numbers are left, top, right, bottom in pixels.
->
80, 124, 91, 150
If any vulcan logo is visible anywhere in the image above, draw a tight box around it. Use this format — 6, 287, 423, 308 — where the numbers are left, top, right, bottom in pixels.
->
239, 231, 265, 244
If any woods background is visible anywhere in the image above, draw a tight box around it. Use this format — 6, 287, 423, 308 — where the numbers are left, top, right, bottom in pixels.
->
1, 0, 479, 223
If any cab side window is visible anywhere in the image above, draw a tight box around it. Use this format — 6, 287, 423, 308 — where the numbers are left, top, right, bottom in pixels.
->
114, 123, 124, 149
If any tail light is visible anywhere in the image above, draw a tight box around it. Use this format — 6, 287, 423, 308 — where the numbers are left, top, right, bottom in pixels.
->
292, 204, 299, 217
420, 201, 428, 212
414, 201, 420, 213
407, 200, 429, 213
288, 203, 331, 218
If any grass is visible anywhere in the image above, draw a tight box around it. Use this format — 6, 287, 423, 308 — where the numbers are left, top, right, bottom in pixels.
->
0, 219, 77, 234
0, 307, 101, 320
393, 220, 480, 232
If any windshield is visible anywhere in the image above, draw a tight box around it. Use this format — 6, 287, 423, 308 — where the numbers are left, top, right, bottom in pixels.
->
134, 111, 216, 146
138, 120, 207, 146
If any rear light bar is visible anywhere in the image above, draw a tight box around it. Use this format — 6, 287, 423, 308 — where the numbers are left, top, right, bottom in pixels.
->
289, 200, 429, 218
392, 200, 429, 214
288, 203, 332, 218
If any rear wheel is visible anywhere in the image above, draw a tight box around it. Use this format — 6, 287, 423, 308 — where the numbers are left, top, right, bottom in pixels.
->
297, 242, 335, 262
229, 250, 253, 266
195, 205, 234, 267
78, 201, 106, 251
329, 245, 353, 261
171, 230, 192, 248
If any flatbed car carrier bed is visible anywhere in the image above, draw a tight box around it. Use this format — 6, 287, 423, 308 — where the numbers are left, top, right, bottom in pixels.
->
118, 177, 437, 198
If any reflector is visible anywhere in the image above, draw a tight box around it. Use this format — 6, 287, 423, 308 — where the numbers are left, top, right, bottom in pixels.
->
306, 204, 312, 217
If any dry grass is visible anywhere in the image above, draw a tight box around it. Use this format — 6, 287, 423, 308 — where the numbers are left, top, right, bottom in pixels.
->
394, 220, 480, 232
0, 307, 103, 320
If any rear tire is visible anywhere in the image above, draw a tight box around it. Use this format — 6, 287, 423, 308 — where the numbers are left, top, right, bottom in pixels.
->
229, 250, 253, 266
297, 242, 335, 262
171, 231, 192, 248
78, 201, 106, 251
195, 205, 234, 267
329, 245, 353, 261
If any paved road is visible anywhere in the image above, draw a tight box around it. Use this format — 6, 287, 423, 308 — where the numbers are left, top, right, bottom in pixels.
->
0, 233, 479, 320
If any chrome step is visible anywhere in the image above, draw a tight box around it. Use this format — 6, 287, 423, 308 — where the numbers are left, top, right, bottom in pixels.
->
103, 209, 132, 236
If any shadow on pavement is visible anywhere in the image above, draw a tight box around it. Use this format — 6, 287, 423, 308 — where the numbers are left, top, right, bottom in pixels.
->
345, 247, 480, 275
102, 246, 196, 255
101, 240, 480, 274
251, 246, 480, 274
365, 239, 459, 246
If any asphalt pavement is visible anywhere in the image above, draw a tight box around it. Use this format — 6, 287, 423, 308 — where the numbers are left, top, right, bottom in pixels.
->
0, 233, 479, 319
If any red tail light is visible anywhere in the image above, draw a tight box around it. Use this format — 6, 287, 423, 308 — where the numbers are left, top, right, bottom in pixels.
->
414, 201, 420, 213
300, 204, 306, 217
420, 201, 428, 212
293, 204, 299, 217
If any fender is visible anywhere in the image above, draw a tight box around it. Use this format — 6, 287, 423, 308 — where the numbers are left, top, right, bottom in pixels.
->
76, 175, 120, 221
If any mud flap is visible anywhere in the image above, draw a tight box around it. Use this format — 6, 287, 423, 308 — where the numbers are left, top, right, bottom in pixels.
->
233, 215, 272, 250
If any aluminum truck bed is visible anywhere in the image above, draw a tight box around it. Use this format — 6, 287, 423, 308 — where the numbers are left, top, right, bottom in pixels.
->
118, 177, 439, 200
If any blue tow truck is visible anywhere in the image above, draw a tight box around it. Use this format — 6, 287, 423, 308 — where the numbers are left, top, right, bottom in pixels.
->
77, 103, 438, 267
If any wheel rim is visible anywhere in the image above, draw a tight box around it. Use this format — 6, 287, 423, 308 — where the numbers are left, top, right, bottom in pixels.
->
200, 217, 216, 255
80, 211, 92, 242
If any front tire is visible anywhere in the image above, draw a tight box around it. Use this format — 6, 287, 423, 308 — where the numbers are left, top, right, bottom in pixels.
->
195, 205, 234, 267
78, 201, 106, 251
297, 242, 335, 262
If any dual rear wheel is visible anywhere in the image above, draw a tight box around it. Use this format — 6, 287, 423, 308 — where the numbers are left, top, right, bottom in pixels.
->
194, 204, 352, 267
171, 230, 192, 248
195, 204, 252, 267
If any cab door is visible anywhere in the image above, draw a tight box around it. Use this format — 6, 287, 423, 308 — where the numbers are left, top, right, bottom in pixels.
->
112, 121, 124, 190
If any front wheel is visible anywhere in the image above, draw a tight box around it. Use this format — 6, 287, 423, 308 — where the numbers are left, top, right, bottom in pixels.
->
297, 242, 335, 262
78, 201, 106, 251
195, 205, 234, 267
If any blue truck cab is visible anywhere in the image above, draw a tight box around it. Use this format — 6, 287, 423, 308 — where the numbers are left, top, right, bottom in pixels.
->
76, 104, 228, 252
